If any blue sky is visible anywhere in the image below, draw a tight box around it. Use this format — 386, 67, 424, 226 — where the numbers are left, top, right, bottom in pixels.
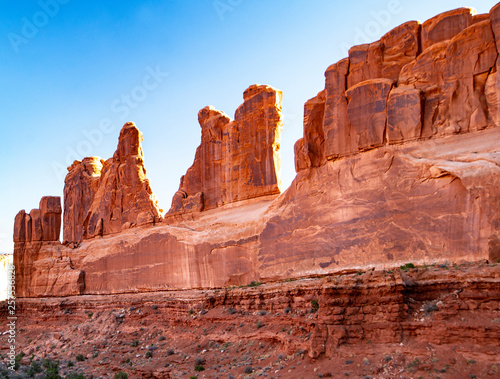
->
0, 0, 498, 253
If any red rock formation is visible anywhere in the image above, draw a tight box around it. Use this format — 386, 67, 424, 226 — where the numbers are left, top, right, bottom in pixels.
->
63, 157, 103, 244
168, 84, 282, 214
83, 123, 162, 238
11, 3, 500, 298
13, 197, 61, 243
421, 8, 473, 51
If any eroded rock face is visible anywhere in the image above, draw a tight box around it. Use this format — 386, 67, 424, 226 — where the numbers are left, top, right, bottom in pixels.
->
61, 123, 162, 242
13, 197, 61, 243
421, 8, 473, 51
83, 123, 162, 238
168, 85, 282, 215
63, 157, 103, 244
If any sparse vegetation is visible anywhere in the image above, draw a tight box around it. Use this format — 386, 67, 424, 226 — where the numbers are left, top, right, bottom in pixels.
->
87, 312, 93, 318
194, 364, 205, 372
400, 263, 415, 271
131, 340, 139, 347
188, 308, 195, 315
227, 306, 237, 315
113, 372, 128, 379
67, 360, 74, 367
256, 320, 264, 329
66, 373, 86, 379
247, 281, 263, 287
145, 351, 153, 358
75, 354, 85, 362
166, 349, 175, 356
311, 299, 319, 312
26, 361, 43, 377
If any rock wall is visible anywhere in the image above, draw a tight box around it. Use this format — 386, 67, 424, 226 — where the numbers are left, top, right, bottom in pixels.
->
12, 4, 500, 298
168, 84, 282, 215
296, 6, 498, 170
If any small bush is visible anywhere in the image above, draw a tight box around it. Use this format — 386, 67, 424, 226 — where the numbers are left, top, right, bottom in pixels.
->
248, 281, 263, 287
400, 263, 415, 271
75, 354, 85, 362
194, 364, 205, 372
311, 300, 319, 312
227, 306, 237, 315
114, 372, 128, 379
256, 320, 264, 329
26, 361, 43, 377
68, 360, 74, 367
87, 312, 93, 318
188, 308, 195, 315
190, 376, 197, 379
152, 305, 158, 310
166, 349, 175, 356
66, 373, 86, 379
284, 306, 292, 314
259, 310, 267, 316
145, 351, 152, 358
158, 335, 166, 341
131, 340, 139, 347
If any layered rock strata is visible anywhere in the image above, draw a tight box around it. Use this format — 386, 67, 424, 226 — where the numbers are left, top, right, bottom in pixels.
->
168, 84, 283, 215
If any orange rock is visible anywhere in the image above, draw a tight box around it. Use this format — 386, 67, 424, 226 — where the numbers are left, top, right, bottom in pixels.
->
302, 90, 326, 168
421, 8, 473, 51
387, 87, 422, 143
83, 123, 162, 238
40, 196, 62, 241
168, 85, 282, 214
169, 106, 231, 214
63, 157, 103, 244
323, 58, 357, 160
347, 21, 420, 89
346, 78, 394, 150
30, 208, 43, 242
294, 138, 310, 172
441, 20, 497, 134
13, 210, 27, 243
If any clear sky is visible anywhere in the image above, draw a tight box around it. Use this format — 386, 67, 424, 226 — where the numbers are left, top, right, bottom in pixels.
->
0, 0, 498, 253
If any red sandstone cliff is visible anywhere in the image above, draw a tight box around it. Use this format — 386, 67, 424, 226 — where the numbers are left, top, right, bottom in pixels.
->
11, 4, 500, 298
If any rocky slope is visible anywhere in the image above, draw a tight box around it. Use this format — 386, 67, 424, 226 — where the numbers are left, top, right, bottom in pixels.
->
1, 262, 499, 378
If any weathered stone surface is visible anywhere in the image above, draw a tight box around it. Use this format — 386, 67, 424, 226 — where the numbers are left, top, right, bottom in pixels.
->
40, 196, 62, 241
63, 157, 103, 244
83, 123, 162, 238
346, 78, 394, 150
30, 209, 42, 242
346, 21, 420, 89
323, 58, 357, 159
441, 19, 497, 134
13, 210, 27, 243
421, 8, 473, 51
294, 138, 310, 172
168, 85, 282, 215
301, 90, 326, 168
169, 106, 230, 214
387, 87, 422, 143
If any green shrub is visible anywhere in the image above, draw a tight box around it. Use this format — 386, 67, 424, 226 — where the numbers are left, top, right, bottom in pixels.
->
310, 300, 319, 312
400, 263, 415, 271
131, 340, 139, 347
66, 373, 86, 379
113, 372, 128, 379
75, 354, 85, 362
194, 364, 205, 372
145, 351, 152, 358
